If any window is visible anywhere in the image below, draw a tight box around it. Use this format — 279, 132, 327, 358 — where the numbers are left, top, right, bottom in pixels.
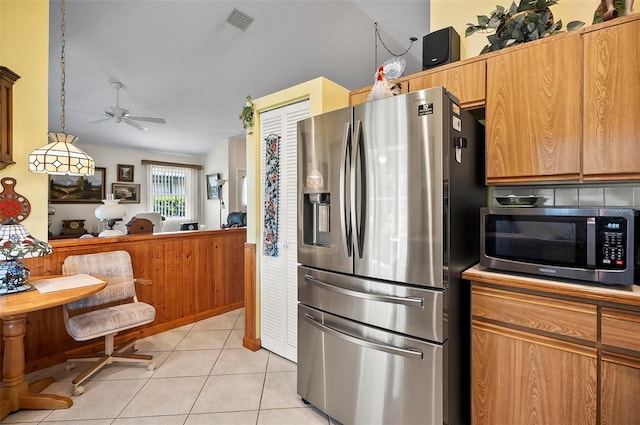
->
146, 163, 201, 222
237, 168, 247, 211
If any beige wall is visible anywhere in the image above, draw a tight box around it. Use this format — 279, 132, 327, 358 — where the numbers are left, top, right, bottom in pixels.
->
430, 0, 598, 58
0, 1, 49, 239
246, 76, 349, 245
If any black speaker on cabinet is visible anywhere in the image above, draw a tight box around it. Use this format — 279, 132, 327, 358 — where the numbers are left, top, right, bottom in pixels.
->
422, 26, 460, 70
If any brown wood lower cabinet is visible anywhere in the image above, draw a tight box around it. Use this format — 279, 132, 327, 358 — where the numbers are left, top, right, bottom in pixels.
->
1, 229, 246, 374
464, 266, 640, 425
472, 321, 597, 425
601, 352, 640, 425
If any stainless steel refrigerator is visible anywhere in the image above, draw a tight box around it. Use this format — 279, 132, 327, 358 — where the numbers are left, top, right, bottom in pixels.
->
297, 87, 486, 425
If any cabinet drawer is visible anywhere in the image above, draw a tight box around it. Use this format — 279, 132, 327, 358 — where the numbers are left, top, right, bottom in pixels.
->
472, 285, 597, 342
601, 307, 640, 352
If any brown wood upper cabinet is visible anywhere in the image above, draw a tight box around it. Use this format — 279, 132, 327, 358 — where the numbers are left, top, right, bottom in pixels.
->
485, 34, 582, 183
486, 16, 640, 184
349, 60, 485, 109
348, 15, 640, 184
407, 59, 486, 109
583, 18, 640, 180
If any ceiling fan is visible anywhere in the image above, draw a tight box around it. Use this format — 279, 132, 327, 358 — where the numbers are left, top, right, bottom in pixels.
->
103, 81, 166, 131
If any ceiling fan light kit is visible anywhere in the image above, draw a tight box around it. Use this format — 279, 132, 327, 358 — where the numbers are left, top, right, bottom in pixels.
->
102, 81, 166, 131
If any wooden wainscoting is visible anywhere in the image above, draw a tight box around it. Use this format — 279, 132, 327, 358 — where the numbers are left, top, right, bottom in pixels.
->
1, 229, 246, 374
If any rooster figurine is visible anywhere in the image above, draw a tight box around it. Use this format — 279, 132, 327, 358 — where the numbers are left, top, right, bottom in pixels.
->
366, 66, 394, 102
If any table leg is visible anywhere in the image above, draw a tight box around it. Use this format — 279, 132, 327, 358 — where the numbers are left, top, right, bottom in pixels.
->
1, 314, 73, 421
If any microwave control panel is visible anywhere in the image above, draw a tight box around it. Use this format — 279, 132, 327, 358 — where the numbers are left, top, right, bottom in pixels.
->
597, 217, 627, 269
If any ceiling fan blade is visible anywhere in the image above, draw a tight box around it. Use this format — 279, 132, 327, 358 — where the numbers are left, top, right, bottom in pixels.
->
88, 116, 113, 124
122, 117, 148, 131
128, 116, 166, 124
68, 109, 105, 117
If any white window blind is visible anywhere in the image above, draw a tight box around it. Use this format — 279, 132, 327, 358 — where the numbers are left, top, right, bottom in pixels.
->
146, 163, 201, 223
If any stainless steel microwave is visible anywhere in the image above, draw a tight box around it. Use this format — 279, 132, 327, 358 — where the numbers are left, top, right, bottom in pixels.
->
480, 207, 639, 285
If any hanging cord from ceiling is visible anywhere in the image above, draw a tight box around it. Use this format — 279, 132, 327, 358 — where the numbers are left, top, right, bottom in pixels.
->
59, 0, 68, 132
374, 22, 418, 70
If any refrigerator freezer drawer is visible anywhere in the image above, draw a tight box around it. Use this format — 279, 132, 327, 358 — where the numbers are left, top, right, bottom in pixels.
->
299, 265, 446, 343
298, 304, 446, 425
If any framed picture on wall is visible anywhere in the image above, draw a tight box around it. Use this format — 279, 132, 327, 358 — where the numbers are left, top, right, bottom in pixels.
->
206, 173, 220, 200
112, 183, 140, 203
49, 167, 106, 203
117, 164, 134, 182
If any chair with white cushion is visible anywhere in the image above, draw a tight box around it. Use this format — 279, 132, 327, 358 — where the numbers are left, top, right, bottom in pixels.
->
62, 250, 156, 395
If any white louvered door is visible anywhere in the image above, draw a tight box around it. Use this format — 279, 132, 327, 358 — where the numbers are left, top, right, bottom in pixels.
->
259, 100, 309, 362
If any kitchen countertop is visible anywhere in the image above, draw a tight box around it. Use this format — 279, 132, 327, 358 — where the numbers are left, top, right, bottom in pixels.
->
463, 264, 640, 308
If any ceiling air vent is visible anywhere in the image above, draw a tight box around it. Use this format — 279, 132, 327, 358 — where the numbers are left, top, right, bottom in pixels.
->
226, 8, 254, 31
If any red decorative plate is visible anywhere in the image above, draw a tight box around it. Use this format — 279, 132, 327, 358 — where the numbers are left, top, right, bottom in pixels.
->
0, 177, 31, 223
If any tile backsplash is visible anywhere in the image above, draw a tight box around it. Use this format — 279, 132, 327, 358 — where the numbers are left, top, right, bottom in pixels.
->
490, 183, 640, 208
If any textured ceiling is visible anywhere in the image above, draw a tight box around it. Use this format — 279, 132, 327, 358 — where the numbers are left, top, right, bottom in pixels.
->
49, 0, 430, 156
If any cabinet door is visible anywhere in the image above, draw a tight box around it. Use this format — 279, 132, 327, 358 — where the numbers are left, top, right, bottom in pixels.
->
485, 36, 582, 183
349, 87, 370, 106
408, 60, 486, 109
583, 19, 640, 180
472, 321, 597, 425
601, 352, 640, 425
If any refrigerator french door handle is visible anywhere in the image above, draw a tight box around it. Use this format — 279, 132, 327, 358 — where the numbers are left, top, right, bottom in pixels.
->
352, 120, 366, 258
304, 274, 424, 308
304, 313, 424, 360
340, 122, 352, 257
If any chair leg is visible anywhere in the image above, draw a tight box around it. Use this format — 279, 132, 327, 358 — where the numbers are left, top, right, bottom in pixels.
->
71, 355, 111, 386
114, 337, 138, 354
67, 334, 155, 395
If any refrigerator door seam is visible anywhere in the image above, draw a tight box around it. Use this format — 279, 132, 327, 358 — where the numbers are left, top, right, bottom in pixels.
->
303, 313, 424, 360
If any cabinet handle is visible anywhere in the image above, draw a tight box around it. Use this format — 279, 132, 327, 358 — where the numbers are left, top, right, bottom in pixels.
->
304, 313, 424, 360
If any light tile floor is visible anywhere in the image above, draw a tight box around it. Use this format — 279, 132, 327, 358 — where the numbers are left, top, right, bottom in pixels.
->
2, 308, 332, 425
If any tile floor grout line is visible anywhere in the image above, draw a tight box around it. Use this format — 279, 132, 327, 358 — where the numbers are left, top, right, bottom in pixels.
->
3, 308, 332, 425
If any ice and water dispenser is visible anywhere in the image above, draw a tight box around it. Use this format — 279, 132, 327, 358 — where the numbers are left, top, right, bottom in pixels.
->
302, 192, 331, 247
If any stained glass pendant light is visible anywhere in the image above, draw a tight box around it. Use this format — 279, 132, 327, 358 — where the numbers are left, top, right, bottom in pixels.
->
28, 0, 95, 176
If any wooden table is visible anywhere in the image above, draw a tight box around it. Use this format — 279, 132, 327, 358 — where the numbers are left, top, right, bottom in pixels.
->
0, 276, 106, 421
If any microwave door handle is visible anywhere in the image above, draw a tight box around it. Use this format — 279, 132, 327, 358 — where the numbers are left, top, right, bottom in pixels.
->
340, 122, 352, 257
304, 313, 423, 360
304, 274, 424, 308
587, 217, 596, 266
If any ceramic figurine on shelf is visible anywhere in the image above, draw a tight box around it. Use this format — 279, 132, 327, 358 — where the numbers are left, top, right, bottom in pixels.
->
366, 66, 393, 102
594, 0, 635, 22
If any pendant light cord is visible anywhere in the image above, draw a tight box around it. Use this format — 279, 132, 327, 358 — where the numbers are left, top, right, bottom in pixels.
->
59, 0, 67, 132
374, 22, 416, 70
